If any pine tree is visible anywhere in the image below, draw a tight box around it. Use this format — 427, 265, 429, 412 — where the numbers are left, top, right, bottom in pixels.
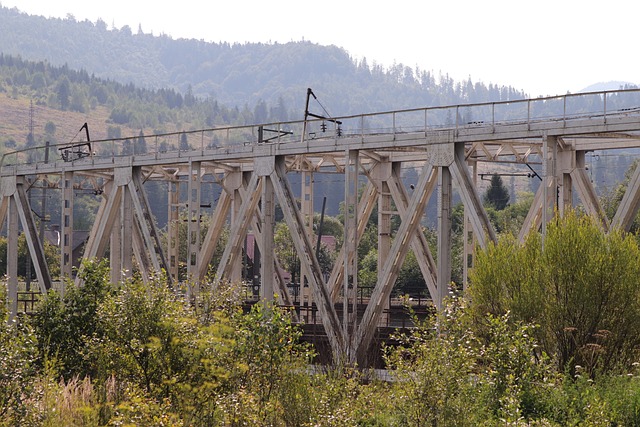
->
135, 130, 147, 154
483, 174, 510, 210
56, 76, 71, 110
180, 132, 190, 151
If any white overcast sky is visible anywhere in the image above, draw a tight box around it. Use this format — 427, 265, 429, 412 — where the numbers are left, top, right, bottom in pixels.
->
2, 0, 638, 98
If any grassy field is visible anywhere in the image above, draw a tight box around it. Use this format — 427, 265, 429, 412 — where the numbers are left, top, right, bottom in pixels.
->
0, 92, 152, 151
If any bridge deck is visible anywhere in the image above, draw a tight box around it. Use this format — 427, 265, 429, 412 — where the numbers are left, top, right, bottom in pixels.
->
3, 89, 640, 179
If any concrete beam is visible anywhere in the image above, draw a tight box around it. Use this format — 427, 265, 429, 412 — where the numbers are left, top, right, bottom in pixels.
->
271, 156, 345, 362
355, 162, 435, 363
449, 143, 497, 249
328, 181, 377, 302
612, 162, 640, 231
15, 179, 52, 292
197, 185, 232, 281
387, 164, 439, 300
216, 173, 261, 280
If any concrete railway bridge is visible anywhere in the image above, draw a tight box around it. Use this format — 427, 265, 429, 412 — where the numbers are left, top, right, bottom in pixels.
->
3, 88, 640, 365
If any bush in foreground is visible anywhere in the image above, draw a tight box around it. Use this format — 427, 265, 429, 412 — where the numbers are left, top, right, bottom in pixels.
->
470, 211, 640, 377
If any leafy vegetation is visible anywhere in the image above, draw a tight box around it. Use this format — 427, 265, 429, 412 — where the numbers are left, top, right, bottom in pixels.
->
3, 209, 640, 425
470, 210, 640, 377
0, 235, 60, 284
0, 273, 639, 425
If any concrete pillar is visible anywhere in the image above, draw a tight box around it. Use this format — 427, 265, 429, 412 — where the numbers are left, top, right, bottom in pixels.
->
344, 150, 359, 351
261, 176, 275, 302
61, 171, 74, 282
7, 197, 18, 320
542, 135, 558, 240
376, 161, 392, 326
187, 161, 202, 284
437, 166, 452, 309
463, 161, 477, 291
121, 184, 133, 279
300, 171, 314, 307
167, 181, 180, 282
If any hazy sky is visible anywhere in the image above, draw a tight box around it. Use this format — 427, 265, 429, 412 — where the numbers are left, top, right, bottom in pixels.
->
2, 0, 638, 97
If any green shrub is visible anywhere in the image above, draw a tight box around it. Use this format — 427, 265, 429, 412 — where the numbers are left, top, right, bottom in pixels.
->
385, 299, 490, 426
470, 211, 640, 376
0, 317, 39, 425
31, 258, 113, 379
0, 283, 40, 426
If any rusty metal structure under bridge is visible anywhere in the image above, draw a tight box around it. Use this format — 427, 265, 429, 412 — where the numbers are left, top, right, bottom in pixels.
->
4, 89, 640, 365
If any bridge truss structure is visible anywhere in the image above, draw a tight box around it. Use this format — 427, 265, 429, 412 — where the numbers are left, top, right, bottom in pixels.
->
3, 89, 640, 364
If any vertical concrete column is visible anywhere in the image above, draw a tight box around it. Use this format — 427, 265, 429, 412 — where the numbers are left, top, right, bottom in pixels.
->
261, 175, 275, 302
109, 168, 133, 284
167, 181, 180, 282
60, 171, 74, 282
121, 185, 133, 279
187, 161, 202, 285
436, 166, 452, 309
300, 171, 314, 307
106, 211, 119, 284
376, 161, 392, 326
229, 172, 246, 283
255, 157, 276, 301
462, 160, 477, 291
7, 197, 18, 320
227, 171, 244, 283
559, 173, 573, 216
542, 135, 558, 240
557, 147, 575, 217
109, 183, 122, 285
344, 150, 359, 348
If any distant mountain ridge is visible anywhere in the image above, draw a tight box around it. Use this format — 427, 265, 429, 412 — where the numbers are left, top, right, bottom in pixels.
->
0, 5, 529, 116
580, 81, 638, 93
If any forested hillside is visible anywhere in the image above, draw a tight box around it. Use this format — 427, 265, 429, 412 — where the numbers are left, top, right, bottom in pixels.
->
0, 4, 528, 118
1, 5, 639, 222
0, 53, 269, 150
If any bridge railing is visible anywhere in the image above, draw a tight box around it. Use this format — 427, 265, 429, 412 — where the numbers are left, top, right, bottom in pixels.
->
3, 89, 640, 172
